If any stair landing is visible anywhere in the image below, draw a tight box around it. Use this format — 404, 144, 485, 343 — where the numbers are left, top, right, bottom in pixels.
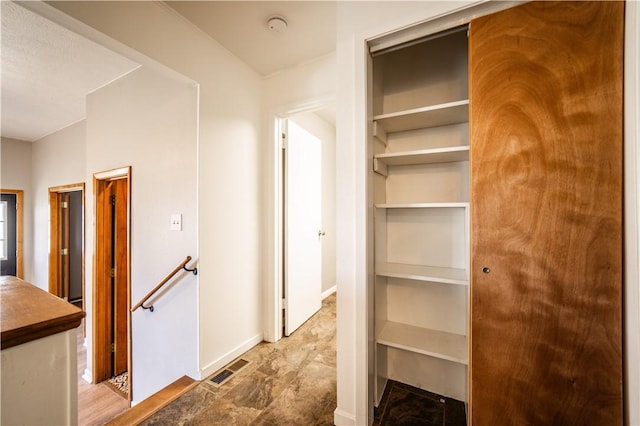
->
105, 375, 198, 426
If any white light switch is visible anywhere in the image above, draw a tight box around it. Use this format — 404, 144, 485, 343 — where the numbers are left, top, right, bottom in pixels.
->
170, 214, 182, 231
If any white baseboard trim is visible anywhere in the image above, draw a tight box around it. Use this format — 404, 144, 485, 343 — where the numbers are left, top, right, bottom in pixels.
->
322, 285, 336, 300
82, 369, 92, 384
334, 408, 356, 425
199, 333, 263, 379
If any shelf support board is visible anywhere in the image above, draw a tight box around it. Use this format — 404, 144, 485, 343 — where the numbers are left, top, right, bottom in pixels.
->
373, 158, 388, 176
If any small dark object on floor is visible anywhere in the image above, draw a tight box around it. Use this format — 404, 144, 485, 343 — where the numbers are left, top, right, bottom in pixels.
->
374, 380, 466, 426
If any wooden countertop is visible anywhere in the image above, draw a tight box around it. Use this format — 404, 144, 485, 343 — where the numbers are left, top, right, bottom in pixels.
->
1, 276, 85, 350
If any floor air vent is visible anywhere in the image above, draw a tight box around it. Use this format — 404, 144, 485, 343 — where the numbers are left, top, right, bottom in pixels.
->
209, 358, 250, 386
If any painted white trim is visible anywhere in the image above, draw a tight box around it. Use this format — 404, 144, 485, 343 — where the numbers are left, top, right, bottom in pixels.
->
333, 407, 356, 426
82, 368, 92, 384
93, 166, 130, 181
624, 2, 640, 425
198, 333, 262, 380
322, 285, 337, 300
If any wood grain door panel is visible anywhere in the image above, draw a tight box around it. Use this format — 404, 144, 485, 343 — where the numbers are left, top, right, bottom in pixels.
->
469, 2, 623, 424
113, 178, 129, 375
94, 179, 114, 383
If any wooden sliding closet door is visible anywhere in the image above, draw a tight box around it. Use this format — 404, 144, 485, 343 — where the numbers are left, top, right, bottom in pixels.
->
469, 2, 623, 425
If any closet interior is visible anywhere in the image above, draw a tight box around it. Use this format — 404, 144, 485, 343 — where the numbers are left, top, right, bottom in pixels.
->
371, 26, 470, 406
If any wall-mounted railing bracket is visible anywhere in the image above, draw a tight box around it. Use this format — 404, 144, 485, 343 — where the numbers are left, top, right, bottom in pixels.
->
183, 264, 198, 275
131, 255, 197, 313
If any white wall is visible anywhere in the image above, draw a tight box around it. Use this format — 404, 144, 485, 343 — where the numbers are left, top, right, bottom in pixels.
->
0, 137, 33, 282
86, 66, 199, 401
31, 121, 86, 290
45, 0, 265, 392
335, 1, 640, 425
262, 54, 336, 342
289, 111, 336, 294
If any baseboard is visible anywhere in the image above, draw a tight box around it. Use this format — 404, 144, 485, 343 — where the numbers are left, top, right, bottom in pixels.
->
322, 285, 336, 300
107, 375, 197, 425
82, 368, 92, 384
199, 333, 263, 379
334, 408, 356, 425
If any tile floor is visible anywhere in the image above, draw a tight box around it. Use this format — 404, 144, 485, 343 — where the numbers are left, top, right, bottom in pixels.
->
141, 293, 336, 425
374, 380, 466, 426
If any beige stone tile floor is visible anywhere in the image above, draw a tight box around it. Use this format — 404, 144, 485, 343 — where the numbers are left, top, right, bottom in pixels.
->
141, 293, 337, 426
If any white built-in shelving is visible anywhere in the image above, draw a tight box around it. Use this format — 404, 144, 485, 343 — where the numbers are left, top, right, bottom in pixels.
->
371, 23, 470, 406
374, 146, 469, 176
374, 100, 469, 133
375, 262, 468, 286
377, 321, 468, 364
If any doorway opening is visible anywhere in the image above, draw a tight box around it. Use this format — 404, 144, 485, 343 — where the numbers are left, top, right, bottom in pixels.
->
276, 105, 337, 340
0, 189, 23, 278
49, 183, 85, 309
93, 167, 131, 403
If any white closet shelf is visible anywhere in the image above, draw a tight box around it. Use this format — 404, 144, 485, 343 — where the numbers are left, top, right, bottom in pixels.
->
373, 146, 469, 176
374, 100, 469, 133
375, 202, 468, 209
376, 262, 468, 285
377, 321, 468, 365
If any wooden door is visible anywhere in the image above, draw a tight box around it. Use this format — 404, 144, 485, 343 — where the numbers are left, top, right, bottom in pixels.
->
111, 178, 129, 375
469, 2, 623, 425
94, 171, 130, 386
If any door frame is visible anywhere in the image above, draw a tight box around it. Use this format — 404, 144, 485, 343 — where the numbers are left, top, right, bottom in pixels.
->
92, 166, 131, 404
267, 96, 335, 342
49, 183, 85, 300
0, 189, 23, 279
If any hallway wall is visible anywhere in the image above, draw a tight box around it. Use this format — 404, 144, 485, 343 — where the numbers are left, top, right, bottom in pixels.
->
0, 137, 33, 281
86, 66, 199, 400
31, 121, 86, 289
47, 0, 264, 398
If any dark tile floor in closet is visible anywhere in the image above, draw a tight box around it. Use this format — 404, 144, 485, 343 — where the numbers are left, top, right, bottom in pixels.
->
374, 380, 466, 426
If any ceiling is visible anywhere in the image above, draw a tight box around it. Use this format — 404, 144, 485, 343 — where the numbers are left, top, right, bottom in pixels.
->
165, 1, 336, 76
0, 1, 140, 142
0, 1, 336, 143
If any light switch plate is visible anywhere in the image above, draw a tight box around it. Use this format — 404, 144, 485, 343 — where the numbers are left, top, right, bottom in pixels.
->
170, 214, 182, 231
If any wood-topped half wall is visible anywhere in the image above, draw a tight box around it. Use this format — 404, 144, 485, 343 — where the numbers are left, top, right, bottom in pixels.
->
1, 275, 84, 349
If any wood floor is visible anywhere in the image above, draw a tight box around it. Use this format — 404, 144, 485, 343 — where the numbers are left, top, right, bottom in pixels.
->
77, 325, 129, 426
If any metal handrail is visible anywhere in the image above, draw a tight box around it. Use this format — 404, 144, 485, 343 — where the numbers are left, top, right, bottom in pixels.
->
131, 256, 197, 313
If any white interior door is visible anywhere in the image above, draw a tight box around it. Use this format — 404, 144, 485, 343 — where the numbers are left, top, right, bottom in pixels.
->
284, 119, 322, 336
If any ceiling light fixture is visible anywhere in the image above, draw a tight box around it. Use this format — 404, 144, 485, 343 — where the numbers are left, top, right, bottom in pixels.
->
267, 16, 288, 34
